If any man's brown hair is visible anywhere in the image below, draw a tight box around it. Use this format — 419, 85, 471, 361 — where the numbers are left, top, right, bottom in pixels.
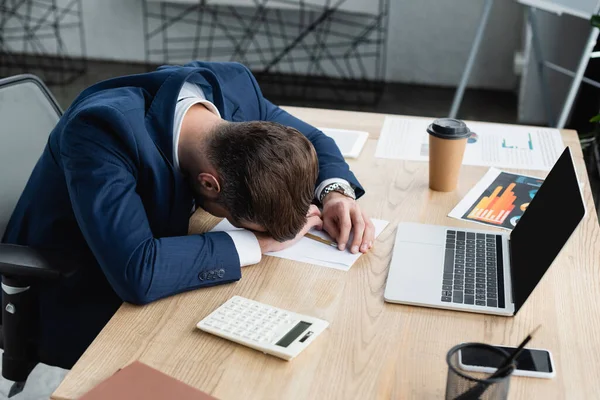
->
206, 121, 318, 242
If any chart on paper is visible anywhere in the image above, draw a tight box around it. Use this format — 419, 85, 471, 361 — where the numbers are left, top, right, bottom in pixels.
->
375, 116, 564, 171
449, 168, 545, 230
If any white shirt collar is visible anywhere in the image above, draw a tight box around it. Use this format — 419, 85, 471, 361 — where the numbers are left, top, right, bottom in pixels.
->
173, 81, 221, 171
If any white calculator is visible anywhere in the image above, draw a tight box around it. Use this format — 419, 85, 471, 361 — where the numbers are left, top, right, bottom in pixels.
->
196, 296, 329, 361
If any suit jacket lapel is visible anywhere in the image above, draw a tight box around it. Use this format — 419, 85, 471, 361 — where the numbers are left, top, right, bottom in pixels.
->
144, 67, 228, 235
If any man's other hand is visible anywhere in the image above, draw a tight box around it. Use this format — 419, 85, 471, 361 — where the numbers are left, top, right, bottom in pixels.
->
322, 192, 374, 254
255, 205, 323, 253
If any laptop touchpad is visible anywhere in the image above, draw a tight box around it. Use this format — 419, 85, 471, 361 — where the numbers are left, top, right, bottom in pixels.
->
391, 242, 444, 301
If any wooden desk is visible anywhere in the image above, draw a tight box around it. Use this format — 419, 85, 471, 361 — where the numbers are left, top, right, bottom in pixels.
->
53, 109, 600, 400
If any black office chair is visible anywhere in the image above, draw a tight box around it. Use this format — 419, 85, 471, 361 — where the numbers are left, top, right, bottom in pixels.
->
0, 74, 74, 397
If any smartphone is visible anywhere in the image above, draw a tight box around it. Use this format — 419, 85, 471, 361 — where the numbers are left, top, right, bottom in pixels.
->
458, 345, 555, 379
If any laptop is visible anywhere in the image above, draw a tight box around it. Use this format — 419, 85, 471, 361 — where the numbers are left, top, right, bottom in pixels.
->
384, 147, 586, 316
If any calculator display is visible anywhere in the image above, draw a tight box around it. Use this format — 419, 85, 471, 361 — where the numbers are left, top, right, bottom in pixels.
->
275, 321, 312, 348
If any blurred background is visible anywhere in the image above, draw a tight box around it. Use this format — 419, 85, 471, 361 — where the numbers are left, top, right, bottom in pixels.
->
0, 0, 598, 204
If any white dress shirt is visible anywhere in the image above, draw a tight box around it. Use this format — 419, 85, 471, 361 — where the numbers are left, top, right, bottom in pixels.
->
173, 81, 350, 267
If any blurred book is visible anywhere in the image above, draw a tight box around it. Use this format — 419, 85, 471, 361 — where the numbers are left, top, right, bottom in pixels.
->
79, 361, 217, 400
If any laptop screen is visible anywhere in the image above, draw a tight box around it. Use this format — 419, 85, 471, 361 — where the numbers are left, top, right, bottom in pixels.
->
510, 147, 586, 313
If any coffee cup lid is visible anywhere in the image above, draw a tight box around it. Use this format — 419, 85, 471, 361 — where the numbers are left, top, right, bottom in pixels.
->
427, 118, 471, 140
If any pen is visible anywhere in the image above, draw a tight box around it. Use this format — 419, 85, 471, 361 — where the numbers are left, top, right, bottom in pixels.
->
305, 233, 338, 248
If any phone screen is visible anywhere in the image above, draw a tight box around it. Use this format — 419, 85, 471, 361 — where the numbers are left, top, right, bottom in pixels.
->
460, 346, 553, 373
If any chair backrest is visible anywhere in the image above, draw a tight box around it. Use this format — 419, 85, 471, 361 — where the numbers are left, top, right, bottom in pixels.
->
0, 75, 62, 239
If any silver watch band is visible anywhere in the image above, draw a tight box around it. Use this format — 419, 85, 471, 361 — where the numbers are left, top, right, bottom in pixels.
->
319, 182, 355, 203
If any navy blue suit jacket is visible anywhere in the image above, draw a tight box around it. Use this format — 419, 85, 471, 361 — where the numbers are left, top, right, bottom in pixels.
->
2, 61, 364, 368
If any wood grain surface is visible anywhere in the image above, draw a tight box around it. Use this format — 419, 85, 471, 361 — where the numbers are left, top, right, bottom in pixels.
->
53, 109, 600, 400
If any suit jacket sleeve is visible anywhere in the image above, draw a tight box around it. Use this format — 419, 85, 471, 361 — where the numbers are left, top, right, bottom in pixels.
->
59, 109, 242, 305
241, 67, 365, 199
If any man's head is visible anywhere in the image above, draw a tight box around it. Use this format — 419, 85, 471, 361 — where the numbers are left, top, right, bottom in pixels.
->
189, 120, 318, 242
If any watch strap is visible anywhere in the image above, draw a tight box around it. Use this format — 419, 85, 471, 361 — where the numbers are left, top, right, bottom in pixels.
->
319, 182, 355, 203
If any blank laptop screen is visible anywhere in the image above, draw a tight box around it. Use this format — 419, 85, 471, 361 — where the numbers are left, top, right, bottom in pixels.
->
509, 147, 586, 313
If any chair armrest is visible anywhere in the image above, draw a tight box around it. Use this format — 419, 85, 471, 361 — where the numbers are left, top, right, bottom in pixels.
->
0, 244, 74, 280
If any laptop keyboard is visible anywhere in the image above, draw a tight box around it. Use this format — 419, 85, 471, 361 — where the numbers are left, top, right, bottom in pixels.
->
442, 230, 505, 308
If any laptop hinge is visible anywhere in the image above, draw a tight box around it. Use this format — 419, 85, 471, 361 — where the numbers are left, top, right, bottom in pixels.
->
507, 238, 517, 314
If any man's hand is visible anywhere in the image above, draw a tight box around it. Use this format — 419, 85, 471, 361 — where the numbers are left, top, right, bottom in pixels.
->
255, 205, 323, 253
322, 192, 374, 254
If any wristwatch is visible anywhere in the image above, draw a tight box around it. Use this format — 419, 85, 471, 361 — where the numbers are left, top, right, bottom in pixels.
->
319, 182, 356, 203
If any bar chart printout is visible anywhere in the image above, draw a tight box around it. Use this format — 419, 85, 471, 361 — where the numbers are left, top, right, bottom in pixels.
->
467, 183, 517, 225
449, 168, 545, 230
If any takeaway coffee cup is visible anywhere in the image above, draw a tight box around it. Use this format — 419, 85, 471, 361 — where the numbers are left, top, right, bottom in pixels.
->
427, 118, 471, 192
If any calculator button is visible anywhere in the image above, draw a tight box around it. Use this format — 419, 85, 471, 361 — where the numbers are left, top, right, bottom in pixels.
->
222, 326, 233, 333
214, 315, 228, 323
233, 329, 245, 336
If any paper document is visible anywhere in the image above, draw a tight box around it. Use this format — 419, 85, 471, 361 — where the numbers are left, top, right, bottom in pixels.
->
211, 219, 389, 271
449, 168, 544, 230
375, 116, 564, 171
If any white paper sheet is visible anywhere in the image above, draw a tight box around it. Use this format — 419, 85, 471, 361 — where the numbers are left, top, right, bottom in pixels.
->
211, 219, 389, 271
375, 116, 564, 171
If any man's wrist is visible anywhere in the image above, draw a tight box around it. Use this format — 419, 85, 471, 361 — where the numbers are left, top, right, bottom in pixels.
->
255, 232, 275, 254
315, 178, 352, 202
322, 190, 352, 205
319, 181, 356, 204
